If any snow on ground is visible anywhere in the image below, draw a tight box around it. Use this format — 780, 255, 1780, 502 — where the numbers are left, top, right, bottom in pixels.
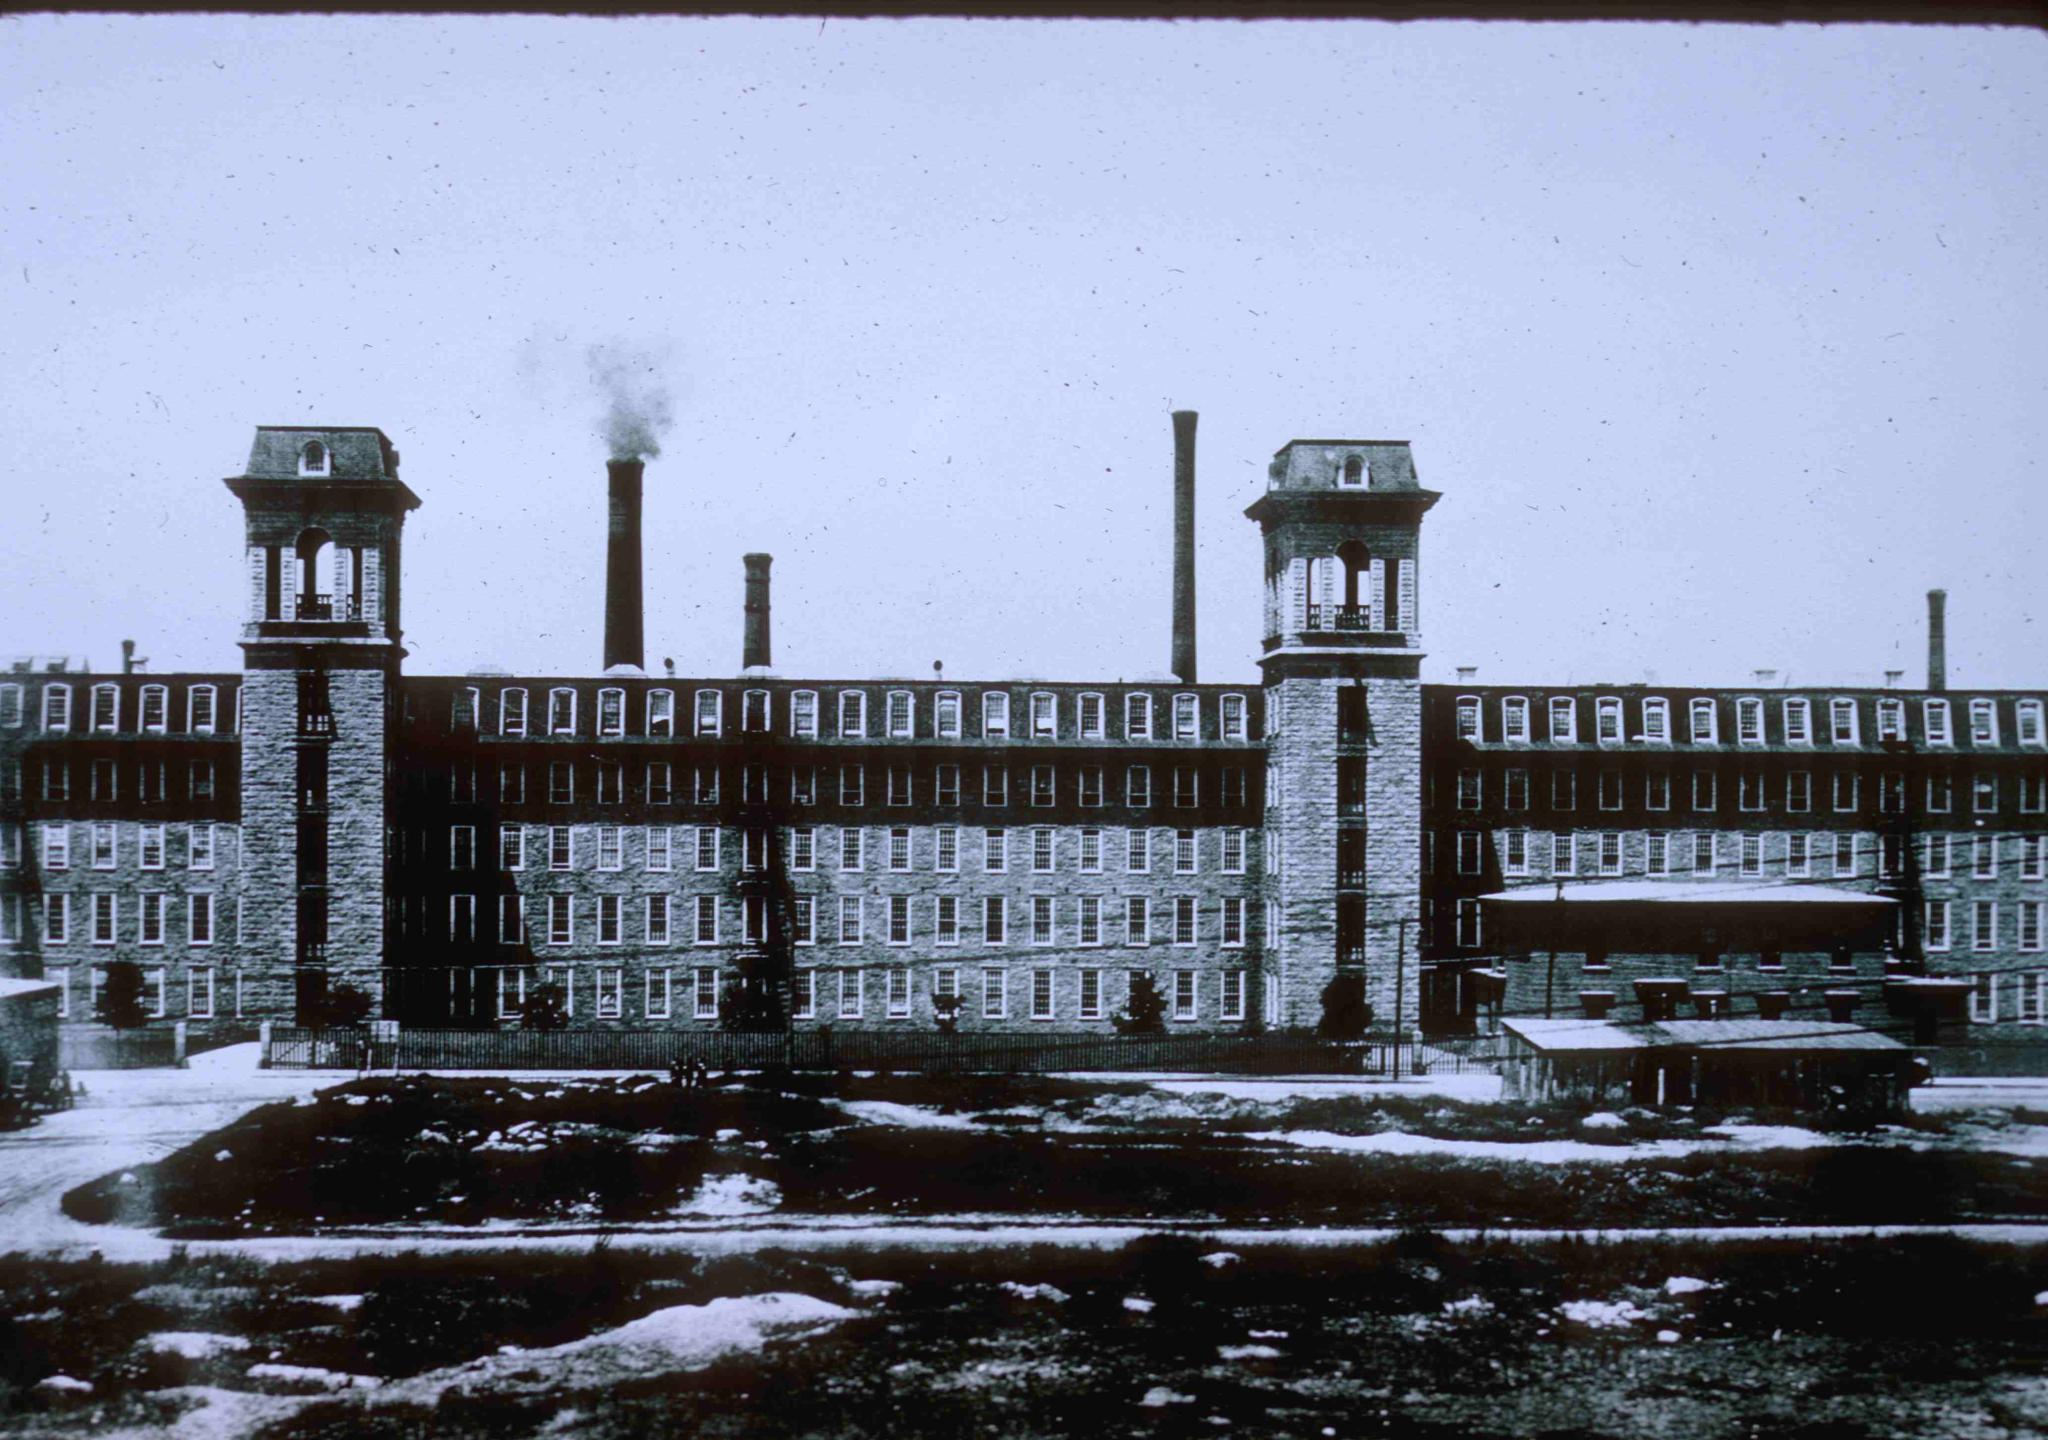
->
382, 1292, 858, 1404
246, 1362, 383, 1391
1250, 1128, 1702, 1165
1559, 1299, 1650, 1329
669, 1174, 782, 1217
832, 1099, 983, 1130
145, 1331, 251, 1359
303, 1294, 365, 1312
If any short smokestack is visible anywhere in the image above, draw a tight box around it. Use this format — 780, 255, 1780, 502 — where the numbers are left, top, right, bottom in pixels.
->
1884, 669, 1904, 689
604, 459, 645, 671
1926, 588, 1947, 693
742, 553, 772, 670
1170, 410, 1197, 684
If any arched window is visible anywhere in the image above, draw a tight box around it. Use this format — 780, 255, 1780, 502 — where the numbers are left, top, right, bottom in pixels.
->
140, 684, 168, 734
299, 440, 329, 477
91, 683, 120, 733
295, 527, 335, 620
647, 689, 675, 737
597, 687, 626, 737
1340, 454, 1367, 488
1689, 697, 1718, 744
188, 684, 217, 734
500, 687, 529, 737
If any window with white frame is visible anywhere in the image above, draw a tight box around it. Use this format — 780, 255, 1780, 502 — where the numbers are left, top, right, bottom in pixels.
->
837, 690, 867, 738
1125, 693, 1152, 740
0, 683, 19, 728
889, 826, 912, 872
888, 895, 912, 945
936, 895, 960, 947
1832, 772, 1858, 813
1221, 828, 1245, 874
694, 689, 722, 737
1079, 827, 1102, 874
1455, 696, 1480, 741
1173, 970, 1197, 1020
1169, 693, 1197, 740
92, 823, 117, 870
935, 690, 961, 738
2024, 835, 2046, 880
500, 895, 524, 945
1221, 693, 1247, 741
984, 896, 1007, 945
1787, 771, 1812, 813
1174, 896, 1197, 945
1689, 698, 1718, 744
1596, 697, 1622, 744
1030, 827, 1055, 874
596, 825, 622, 871
838, 896, 863, 944
1829, 698, 1858, 745
91, 683, 119, 733
1740, 833, 1761, 877
44, 823, 70, 871
838, 969, 863, 1019
1220, 969, 1247, 1019
1128, 828, 1151, 873
189, 893, 213, 946
983, 827, 1006, 873
1549, 696, 1577, 743
1924, 833, 1952, 878
139, 684, 167, 734
1029, 968, 1055, 1020
1502, 696, 1529, 742
1973, 900, 1998, 951
742, 689, 769, 733
1642, 697, 1670, 743
549, 825, 573, 871
1079, 692, 1105, 739
597, 688, 624, 736
1973, 772, 1998, 814
696, 895, 720, 945
1127, 764, 1151, 808
1079, 968, 1103, 1020
1925, 699, 1952, 745
1455, 831, 1482, 875
1974, 834, 1998, 879
1032, 692, 1057, 738
595, 969, 623, 1018
500, 688, 528, 736
1926, 900, 1952, 951
1645, 771, 1670, 812
887, 690, 914, 737
547, 687, 576, 735
1030, 896, 1054, 946
1503, 830, 1529, 876
597, 895, 622, 945
2020, 902, 2044, 954
43, 684, 71, 733
786, 689, 817, 739
1174, 828, 1197, 874
1125, 895, 1150, 946
646, 825, 671, 872
1834, 832, 1858, 878
1783, 699, 1812, 745
886, 967, 911, 1018
839, 764, 863, 806
1737, 698, 1763, 745
647, 894, 671, 945
1552, 831, 1576, 876
1928, 773, 1952, 814
1600, 832, 1623, 876
791, 970, 816, 1019
2019, 700, 2044, 747
1970, 699, 1998, 745
1877, 698, 1905, 742
1788, 832, 1811, 877
983, 691, 1010, 738
982, 968, 1006, 1019
1079, 895, 1103, 947
793, 898, 815, 947
548, 894, 574, 945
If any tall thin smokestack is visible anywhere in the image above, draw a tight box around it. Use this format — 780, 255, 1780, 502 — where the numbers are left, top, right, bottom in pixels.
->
1926, 588, 1947, 693
1171, 409, 1198, 684
604, 458, 645, 671
742, 553, 772, 670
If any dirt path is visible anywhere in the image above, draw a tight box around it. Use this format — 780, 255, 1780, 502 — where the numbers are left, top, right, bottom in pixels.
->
0, 1046, 330, 1259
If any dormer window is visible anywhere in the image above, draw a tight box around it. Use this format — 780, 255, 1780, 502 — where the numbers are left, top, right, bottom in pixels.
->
1340, 454, 1367, 489
1595, 696, 1622, 744
1501, 696, 1529, 743
1969, 698, 1998, 745
1830, 698, 1859, 745
1877, 698, 1904, 742
1924, 699, 1952, 746
298, 440, 329, 477
1736, 698, 1764, 745
1641, 697, 1669, 743
1783, 699, 1812, 746
1689, 697, 1718, 745
1455, 696, 1480, 742
1548, 696, 1576, 744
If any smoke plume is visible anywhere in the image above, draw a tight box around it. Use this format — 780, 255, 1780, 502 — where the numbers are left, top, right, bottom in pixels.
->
586, 341, 676, 461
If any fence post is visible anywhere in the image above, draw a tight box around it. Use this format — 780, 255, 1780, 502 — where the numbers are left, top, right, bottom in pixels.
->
258, 1020, 273, 1069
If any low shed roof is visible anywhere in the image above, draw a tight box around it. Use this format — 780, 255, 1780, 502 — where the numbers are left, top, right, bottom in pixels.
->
0, 977, 61, 1003
1504, 1016, 1906, 1055
1482, 882, 1896, 908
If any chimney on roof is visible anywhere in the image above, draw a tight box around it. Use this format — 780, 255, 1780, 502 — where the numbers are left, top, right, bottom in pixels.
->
121, 640, 136, 674
1170, 410, 1198, 685
1927, 588, 1948, 694
742, 553, 772, 670
1455, 666, 1478, 683
1752, 668, 1778, 687
603, 459, 646, 672
1884, 670, 1905, 689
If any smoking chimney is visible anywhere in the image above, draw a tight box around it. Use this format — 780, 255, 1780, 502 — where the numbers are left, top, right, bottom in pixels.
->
603, 459, 645, 671
1926, 588, 1947, 693
1170, 410, 1198, 684
742, 553, 772, 671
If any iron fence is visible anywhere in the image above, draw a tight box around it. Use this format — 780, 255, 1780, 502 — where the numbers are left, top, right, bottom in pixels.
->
261, 1026, 1425, 1076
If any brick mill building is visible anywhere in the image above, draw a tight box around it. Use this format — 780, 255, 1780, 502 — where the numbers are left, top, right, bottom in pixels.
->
1, 418, 2044, 1054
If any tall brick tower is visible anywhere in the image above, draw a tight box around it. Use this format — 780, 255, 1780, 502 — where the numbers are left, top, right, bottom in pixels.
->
1246, 440, 1439, 1034
226, 428, 419, 1022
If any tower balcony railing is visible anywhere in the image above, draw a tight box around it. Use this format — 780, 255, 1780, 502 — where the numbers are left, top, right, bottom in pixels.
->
1305, 604, 1376, 632
1338, 942, 1367, 966
297, 594, 363, 622
298, 711, 334, 737
1337, 868, 1367, 889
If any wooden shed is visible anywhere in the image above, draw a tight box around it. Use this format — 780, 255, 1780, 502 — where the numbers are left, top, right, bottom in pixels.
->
1500, 1016, 1912, 1114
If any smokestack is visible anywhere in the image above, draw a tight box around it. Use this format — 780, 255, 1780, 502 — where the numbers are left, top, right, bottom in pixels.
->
603, 458, 645, 671
1171, 410, 1198, 684
742, 553, 772, 670
1926, 588, 1947, 693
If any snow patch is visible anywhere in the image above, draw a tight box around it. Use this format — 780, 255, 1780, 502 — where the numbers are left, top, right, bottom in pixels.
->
1218, 1344, 1282, 1360
1441, 1296, 1495, 1318
304, 1294, 365, 1312
1558, 1299, 1649, 1329
1201, 1251, 1242, 1268
999, 1282, 1070, 1303
36, 1375, 92, 1394
1140, 1386, 1196, 1407
389, 1293, 857, 1401
1123, 1296, 1156, 1313
247, 1362, 383, 1391
1656, 1329, 1682, 1344
1664, 1276, 1716, 1296
837, 1100, 981, 1131
146, 1331, 251, 1358
1581, 1113, 1626, 1130
846, 1279, 900, 1298
670, 1174, 782, 1217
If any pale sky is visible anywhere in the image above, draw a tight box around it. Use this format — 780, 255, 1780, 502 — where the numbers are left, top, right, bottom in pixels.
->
3, 15, 2043, 687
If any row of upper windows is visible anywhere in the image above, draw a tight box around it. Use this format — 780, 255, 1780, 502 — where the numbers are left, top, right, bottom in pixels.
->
12, 757, 223, 805
446, 686, 1252, 743
413, 757, 1252, 809
1438, 828, 2048, 883
5, 821, 222, 871
1442, 765, 2048, 816
1452, 693, 2046, 749
4, 682, 232, 735
457, 822, 1252, 876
